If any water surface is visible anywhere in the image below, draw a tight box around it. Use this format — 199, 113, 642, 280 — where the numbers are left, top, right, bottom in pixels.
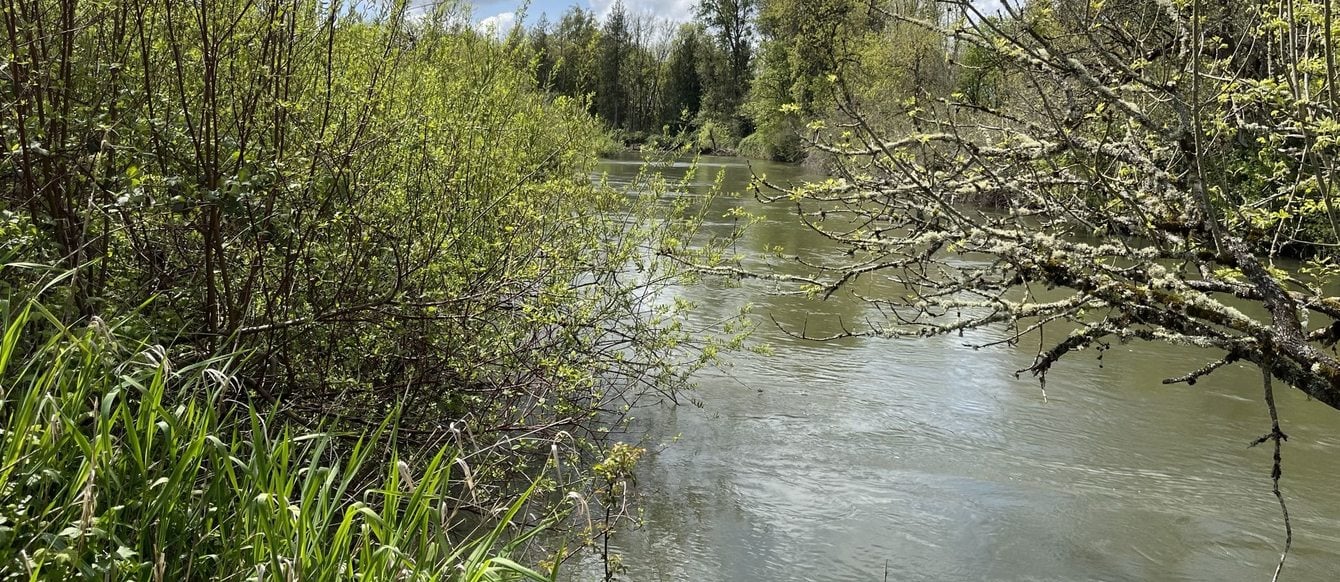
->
575, 153, 1340, 581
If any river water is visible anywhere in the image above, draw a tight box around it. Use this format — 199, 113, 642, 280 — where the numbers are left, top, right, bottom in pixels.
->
575, 154, 1340, 581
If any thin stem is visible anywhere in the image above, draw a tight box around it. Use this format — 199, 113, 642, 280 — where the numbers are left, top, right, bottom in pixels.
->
1253, 357, 1292, 582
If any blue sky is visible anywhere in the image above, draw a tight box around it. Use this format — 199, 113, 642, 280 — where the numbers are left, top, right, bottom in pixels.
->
468, 0, 697, 31
460, 0, 1003, 35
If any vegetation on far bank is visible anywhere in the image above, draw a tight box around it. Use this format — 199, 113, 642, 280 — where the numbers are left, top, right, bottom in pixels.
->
510, 0, 952, 164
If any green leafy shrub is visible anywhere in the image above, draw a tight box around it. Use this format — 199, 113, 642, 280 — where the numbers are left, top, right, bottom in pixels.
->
0, 0, 706, 485
2, 1, 723, 574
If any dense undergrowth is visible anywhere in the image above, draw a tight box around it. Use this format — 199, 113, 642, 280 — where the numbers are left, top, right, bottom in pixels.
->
0, 288, 561, 580
1, 0, 734, 577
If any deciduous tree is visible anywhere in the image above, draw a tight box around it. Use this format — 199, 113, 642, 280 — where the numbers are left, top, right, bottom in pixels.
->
716, 0, 1340, 570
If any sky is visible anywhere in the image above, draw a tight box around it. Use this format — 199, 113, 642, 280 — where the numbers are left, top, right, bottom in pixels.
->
459, 0, 1004, 35
469, 0, 697, 33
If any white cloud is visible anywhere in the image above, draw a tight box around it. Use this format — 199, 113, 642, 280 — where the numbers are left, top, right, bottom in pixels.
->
477, 11, 518, 36
589, 0, 697, 21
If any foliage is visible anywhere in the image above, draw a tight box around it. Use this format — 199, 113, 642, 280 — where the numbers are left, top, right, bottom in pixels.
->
765, 0, 1340, 409
663, 24, 708, 133
715, 4, 1340, 571
685, 0, 1340, 572
695, 0, 757, 137
583, 442, 644, 581
2, 0, 711, 449
519, 2, 753, 152
0, 287, 564, 580
523, 0, 957, 160
1, 0, 726, 575
743, 0, 861, 161
740, 0, 955, 162
597, 2, 632, 127
540, 6, 602, 100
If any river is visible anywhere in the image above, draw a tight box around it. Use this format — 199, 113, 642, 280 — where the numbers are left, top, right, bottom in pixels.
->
570, 153, 1340, 581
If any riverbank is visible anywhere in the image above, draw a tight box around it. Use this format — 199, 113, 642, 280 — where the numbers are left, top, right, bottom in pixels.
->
600, 123, 822, 163
0, 4, 708, 578
600, 129, 740, 158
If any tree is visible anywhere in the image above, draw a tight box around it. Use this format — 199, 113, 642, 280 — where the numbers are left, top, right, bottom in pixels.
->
745, 0, 870, 160
664, 23, 708, 131
598, 1, 632, 127
750, 0, 864, 117
761, 0, 1340, 408
743, 0, 950, 161
715, 0, 1340, 571
697, 0, 757, 135
552, 6, 601, 102
697, 0, 755, 91
530, 13, 557, 85
624, 13, 676, 133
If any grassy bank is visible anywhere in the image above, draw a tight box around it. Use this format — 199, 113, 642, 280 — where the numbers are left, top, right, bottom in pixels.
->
0, 288, 564, 580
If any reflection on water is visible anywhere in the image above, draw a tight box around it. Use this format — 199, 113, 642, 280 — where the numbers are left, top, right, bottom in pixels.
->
570, 153, 1340, 581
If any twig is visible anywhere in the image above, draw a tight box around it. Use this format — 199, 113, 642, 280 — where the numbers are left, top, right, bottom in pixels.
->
1162, 355, 1235, 386
1249, 358, 1291, 582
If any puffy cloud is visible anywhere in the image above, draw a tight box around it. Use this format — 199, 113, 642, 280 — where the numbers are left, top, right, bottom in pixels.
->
477, 11, 518, 36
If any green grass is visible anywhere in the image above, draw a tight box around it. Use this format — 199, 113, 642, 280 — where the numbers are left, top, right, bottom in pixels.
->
0, 296, 565, 581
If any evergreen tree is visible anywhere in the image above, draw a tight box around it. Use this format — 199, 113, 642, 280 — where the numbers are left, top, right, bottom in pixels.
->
597, 1, 631, 127
531, 13, 556, 85
664, 23, 707, 131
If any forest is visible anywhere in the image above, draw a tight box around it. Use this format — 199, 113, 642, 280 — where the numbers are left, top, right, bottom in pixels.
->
6, 0, 1340, 579
516, 0, 949, 161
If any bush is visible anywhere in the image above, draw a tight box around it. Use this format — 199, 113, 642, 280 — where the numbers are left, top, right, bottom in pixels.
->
0, 0, 703, 475
1, 2, 720, 574
737, 129, 803, 162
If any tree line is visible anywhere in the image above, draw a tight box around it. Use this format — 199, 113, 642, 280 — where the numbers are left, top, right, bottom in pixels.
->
513, 0, 954, 162
520, 0, 755, 152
